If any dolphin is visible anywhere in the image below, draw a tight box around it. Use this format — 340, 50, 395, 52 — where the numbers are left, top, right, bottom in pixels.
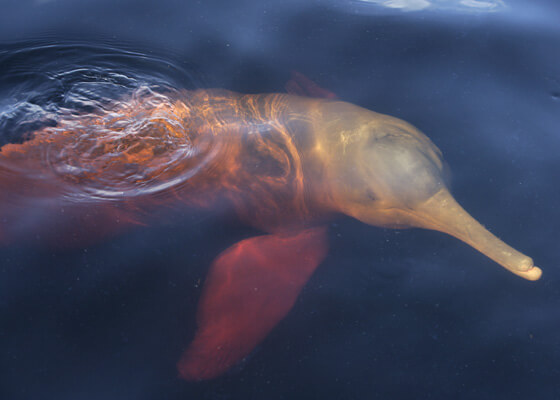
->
0, 79, 541, 381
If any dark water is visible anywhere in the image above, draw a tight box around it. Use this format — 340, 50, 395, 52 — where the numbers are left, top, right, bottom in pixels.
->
1, 1, 559, 399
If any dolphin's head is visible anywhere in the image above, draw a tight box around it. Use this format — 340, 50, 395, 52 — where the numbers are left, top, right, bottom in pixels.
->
311, 100, 541, 280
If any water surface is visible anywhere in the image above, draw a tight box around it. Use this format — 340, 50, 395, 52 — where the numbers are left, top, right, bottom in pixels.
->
0, 1, 559, 399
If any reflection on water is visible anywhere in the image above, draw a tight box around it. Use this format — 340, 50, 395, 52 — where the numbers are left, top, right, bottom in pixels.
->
351, 0, 505, 12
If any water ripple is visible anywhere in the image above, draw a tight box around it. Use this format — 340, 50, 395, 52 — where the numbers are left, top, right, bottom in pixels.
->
0, 42, 209, 203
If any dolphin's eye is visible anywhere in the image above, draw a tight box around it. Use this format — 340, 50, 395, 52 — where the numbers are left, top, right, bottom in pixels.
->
366, 189, 377, 201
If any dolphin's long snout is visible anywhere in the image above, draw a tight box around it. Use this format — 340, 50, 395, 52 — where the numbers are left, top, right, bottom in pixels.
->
411, 188, 542, 281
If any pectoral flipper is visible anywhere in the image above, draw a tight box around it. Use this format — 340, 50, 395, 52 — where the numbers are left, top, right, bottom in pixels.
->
178, 226, 328, 380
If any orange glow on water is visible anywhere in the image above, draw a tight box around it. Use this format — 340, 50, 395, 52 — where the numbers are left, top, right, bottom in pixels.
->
0, 88, 321, 245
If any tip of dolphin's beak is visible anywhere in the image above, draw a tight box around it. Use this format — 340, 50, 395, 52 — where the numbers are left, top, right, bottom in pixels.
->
411, 188, 542, 282
513, 262, 542, 281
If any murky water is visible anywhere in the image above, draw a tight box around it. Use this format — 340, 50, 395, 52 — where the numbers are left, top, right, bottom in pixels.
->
1, 1, 559, 400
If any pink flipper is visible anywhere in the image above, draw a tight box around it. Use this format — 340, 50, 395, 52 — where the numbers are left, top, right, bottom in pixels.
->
285, 71, 338, 99
178, 226, 328, 380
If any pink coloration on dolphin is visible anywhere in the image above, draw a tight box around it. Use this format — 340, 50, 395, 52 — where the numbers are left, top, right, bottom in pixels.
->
0, 74, 541, 381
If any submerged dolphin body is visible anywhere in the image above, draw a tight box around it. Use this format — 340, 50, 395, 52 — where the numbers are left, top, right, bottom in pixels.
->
0, 81, 541, 380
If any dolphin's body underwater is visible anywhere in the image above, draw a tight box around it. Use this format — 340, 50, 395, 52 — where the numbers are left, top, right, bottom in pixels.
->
0, 77, 541, 380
